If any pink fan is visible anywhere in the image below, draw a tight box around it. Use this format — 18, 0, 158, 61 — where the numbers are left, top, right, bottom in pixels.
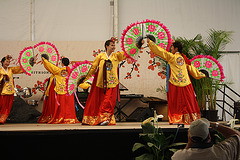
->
66, 60, 92, 95
34, 42, 59, 65
121, 19, 172, 62
190, 55, 225, 81
18, 46, 35, 76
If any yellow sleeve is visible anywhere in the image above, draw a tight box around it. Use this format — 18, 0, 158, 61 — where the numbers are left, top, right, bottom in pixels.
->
116, 51, 127, 61
42, 58, 61, 75
148, 40, 173, 61
83, 55, 101, 82
187, 64, 206, 79
79, 82, 91, 90
11, 66, 24, 74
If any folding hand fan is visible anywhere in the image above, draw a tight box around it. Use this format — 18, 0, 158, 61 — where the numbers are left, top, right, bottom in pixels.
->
121, 19, 172, 62
18, 46, 35, 76
190, 55, 225, 81
66, 60, 92, 95
34, 42, 59, 65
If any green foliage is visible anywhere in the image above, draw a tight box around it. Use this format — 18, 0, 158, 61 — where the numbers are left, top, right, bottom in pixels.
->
132, 123, 186, 160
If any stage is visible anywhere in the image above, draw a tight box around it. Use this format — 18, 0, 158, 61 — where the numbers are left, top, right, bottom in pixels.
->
0, 122, 190, 160
0, 122, 187, 133
0, 122, 237, 160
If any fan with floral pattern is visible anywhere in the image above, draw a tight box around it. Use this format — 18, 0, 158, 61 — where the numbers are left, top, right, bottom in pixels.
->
18, 46, 35, 76
34, 42, 59, 65
121, 19, 172, 62
190, 55, 225, 81
66, 60, 92, 95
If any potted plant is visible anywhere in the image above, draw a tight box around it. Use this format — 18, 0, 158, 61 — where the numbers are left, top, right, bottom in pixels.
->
132, 116, 186, 160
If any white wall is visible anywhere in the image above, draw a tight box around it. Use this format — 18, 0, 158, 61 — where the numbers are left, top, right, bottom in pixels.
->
0, 0, 239, 50
118, 0, 240, 51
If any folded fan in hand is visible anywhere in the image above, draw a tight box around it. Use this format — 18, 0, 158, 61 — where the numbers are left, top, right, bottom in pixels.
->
66, 60, 92, 95
121, 19, 172, 62
190, 55, 225, 81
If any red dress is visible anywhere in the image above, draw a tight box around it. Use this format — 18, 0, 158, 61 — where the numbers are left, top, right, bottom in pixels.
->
167, 83, 201, 124
40, 58, 79, 124
0, 66, 23, 124
82, 70, 117, 125
0, 95, 14, 124
149, 41, 205, 124
37, 79, 56, 123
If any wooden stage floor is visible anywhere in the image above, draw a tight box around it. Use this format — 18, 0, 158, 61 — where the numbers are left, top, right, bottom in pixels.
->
0, 122, 190, 132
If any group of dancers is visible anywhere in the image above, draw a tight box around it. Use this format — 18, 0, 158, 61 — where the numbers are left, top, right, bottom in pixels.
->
0, 37, 205, 125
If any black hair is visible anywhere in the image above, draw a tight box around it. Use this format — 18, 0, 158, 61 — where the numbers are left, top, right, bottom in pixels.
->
104, 39, 114, 52
62, 57, 70, 66
172, 41, 183, 53
1, 57, 6, 66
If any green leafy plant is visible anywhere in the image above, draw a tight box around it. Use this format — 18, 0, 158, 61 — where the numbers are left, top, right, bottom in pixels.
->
132, 122, 186, 160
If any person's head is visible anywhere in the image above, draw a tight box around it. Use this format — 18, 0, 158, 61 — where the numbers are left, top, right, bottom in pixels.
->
105, 39, 116, 53
171, 41, 183, 54
1, 56, 11, 69
188, 118, 212, 148
61, 57, 69, 67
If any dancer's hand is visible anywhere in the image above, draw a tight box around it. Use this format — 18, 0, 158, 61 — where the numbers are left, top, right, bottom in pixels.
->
147, 38, 150, 43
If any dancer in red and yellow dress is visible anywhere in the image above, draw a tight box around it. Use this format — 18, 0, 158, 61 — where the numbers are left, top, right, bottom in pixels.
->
81, 38, 126, 125
41, 56, 79, 124
147, 39, 205, 124
0, 55, 24, 124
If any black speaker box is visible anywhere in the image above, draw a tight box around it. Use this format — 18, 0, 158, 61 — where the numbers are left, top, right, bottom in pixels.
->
126, 107, 153, 122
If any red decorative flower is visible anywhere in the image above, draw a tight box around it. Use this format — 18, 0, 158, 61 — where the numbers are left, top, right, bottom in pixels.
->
157, 32, 165, 39
158, 43, 165, 48
69, 84, 75, 91
133, 28, 139, 35
51, 55, 56, 62
129, 48, 136, 55
72, 71, 78, 79
47, 48, 53, 53
23, 59, 27, 63
39, 47, 44, 52
148, 25, 156, 32
212, 70, 219, 77
194, 61, 201, 68
126, 38, 133, 45
205, 61, 212, 68
26, 52, 31, 57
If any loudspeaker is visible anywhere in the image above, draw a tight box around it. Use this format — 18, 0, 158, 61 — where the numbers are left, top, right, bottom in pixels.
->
234, 102, 240, 123
126, 107, 153, 122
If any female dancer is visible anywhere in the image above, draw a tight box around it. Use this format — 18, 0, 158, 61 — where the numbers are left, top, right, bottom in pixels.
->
41, 56, 79, 124
81, 38, 126, 125
147, 39, 205, 124
0, 55, 24, 124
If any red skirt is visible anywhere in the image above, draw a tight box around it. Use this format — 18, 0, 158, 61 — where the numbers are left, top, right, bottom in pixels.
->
0, 94, 14, 124
37, 81, 56, 123
82, 71, 117, 125
47, 93, 79, 124
167, 82, 201, 124
38, 81, 79, 124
